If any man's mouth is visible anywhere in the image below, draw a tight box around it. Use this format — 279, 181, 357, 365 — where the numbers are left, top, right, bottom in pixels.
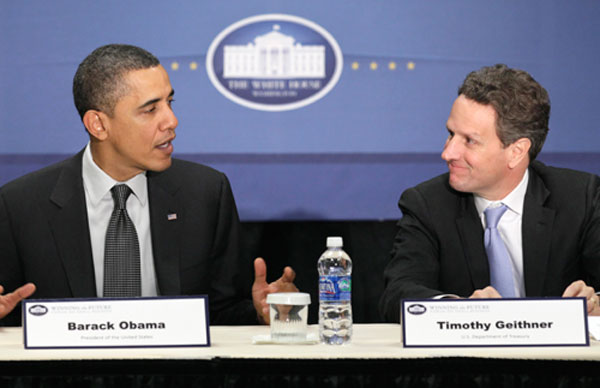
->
157, 140, 172, 149
448, 161, 467, 170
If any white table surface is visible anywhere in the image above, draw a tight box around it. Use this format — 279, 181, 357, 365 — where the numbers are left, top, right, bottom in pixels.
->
1, 324, 599, 362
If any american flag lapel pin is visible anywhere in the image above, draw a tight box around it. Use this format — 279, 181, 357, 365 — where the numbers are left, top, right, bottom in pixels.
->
167, 213, 177, 221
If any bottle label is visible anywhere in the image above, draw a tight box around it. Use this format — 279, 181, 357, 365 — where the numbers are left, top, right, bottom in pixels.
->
319, 275, 351, 301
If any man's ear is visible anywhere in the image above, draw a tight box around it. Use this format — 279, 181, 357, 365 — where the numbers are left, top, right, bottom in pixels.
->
82, 110, 108, 141
508, 137, 531, 169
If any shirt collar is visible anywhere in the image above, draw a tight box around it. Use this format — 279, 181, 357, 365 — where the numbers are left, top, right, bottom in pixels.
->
82, 142, 148, 206
474, 169, 529, 217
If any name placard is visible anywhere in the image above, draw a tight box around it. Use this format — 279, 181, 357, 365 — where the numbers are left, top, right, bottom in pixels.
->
23, 296, 210, 349
402, 298, 588, 347
588, 316, 600, 341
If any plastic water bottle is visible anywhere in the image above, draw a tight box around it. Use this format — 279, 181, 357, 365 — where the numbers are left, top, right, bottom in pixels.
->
318, 236, 353, 345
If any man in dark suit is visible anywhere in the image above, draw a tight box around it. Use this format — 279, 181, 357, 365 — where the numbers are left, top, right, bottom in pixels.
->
0, 44, 296, 326
380, 64, 600, 323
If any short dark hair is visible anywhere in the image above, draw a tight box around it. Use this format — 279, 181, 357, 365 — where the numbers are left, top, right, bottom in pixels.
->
458, 64, 550, 161
73, 44, 160, 119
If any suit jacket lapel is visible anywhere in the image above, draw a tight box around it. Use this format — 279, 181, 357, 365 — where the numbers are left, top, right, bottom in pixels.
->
522, 168, 554, 296
456, 195, 490, 290
48, 151, 96, 297
147, 169, 182, 295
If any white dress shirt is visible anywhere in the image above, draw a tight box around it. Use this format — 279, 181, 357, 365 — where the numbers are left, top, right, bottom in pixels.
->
82, 143, 158, 297
474, 170, 529, 298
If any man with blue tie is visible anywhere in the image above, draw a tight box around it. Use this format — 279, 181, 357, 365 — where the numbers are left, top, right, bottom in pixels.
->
0, 44, 296, 326
380, 64, 600, 322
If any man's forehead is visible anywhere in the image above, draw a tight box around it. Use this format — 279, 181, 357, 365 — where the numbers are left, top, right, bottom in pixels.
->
123, 66, 166, 85
120, 66, 172, 99
447, 97, 497, 134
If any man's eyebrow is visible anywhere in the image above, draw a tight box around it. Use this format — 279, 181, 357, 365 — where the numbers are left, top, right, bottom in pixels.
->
446, 125, 481, 139
464, 129, 481, 139
137, 89, 175, 110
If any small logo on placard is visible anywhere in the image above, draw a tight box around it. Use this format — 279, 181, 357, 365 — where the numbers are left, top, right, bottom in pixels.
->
28, 305, 48, 316
407, 304, 427, 315
206, 14, 343, 111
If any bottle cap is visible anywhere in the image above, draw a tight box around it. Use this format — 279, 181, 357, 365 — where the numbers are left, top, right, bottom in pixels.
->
266, 292, 311, 305
326, 236, 343, 248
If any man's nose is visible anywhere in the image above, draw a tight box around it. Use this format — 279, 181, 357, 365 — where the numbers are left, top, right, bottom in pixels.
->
160, 107, 178, 132
441, 137, 458, 161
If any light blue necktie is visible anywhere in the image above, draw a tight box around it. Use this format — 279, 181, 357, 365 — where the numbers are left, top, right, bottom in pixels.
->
484, 205, 516, 297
